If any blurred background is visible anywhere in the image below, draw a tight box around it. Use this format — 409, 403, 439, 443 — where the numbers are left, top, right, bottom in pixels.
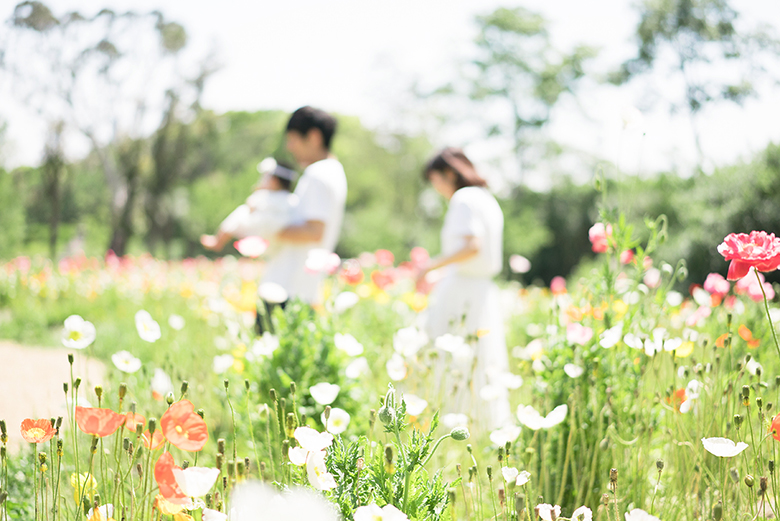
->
2, 0, 780, 285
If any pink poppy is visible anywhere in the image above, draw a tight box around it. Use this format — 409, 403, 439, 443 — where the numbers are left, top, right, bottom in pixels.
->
718, 231, 780, 280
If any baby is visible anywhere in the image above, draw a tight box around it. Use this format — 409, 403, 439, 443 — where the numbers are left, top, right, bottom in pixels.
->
200, 158, 298, 252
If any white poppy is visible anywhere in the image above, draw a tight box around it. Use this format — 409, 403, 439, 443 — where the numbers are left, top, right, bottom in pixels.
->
515, 470, 531, 486
213, 354, 234, 374
345, 357, 370, 379
168, 314, 186, 331
572, 505, 593, 521
746, 358, 763, 376
306, 449, 337, 491
509, 254, 531, 273
334, 333, 364, 356
564, 364, 584, 378
151, 368, 174, 397
111, 350, 142, 373
537, 503, 561, 521
403, 394, 428, 416
309, 383, 340, 406
62, 315, 96, 349
333, 291, 360, 313
354, 503, 409, 521
701, 437, 749, 458
513, 338, 544, 360
666, 291, 684, 307
624, 508, 661, 521
294, 427, 334, 453
258, 282, 288, 304
497, 372, 523, 389
441, 413, 468, 429
248, 332, 279, 359
623, 333, 644, 350
135, 310, 161, 343
532, 358, 546, 373
173, 467, 220, 497
305, 249, 341, 274
386, 354, 407, 381
86, 504, 113, 520
516, 404, 567, 430
599, 323, 623, 349
501, 466, 519, 483
288, 447, 309, 467
489, 425, 521, 447
322, 407, 350, 435
393, 326, 428, 357
230, 482, 339, 521
202, 508, 228, 521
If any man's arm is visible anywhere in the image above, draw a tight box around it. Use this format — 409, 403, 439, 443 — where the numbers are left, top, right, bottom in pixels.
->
277, 220, 325, 243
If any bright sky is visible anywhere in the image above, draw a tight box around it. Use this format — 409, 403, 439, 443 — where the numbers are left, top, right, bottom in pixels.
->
2, 0, 780, 190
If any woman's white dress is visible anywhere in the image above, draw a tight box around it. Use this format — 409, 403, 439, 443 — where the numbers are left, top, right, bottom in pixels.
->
424, 186, 511, 429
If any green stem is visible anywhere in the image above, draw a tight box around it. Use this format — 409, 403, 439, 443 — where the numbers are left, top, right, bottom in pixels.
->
420, 434, 451, 467
756, 268, 780, 361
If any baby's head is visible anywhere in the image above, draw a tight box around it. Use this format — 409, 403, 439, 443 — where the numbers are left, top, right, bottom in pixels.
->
256, 158, 297, 192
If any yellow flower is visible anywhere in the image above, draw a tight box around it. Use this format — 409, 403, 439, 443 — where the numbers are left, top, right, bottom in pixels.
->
612, 300, 628, 318
153, 495, 185, 515
232, 359, 245, 373
674, 341, 695, 358
70, 472, 97, 504
356, 284, 373, 298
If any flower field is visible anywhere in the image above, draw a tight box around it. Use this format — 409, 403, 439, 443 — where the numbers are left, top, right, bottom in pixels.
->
2, 219, 780, 521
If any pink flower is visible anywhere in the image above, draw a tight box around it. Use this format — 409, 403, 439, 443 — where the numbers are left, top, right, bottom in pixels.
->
588, 223, 613, 253
550, 276, 567, 295
718, 231, 780, 280
567, 323, 593, 346
410, 247, 429, 268
619, 250, 634, 265
735, 272, 775, 302
375, 249, 395, 267
703, 273, 730, 297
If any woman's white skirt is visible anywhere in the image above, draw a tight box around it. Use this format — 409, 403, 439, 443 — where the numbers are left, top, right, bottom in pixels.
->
423, 273, 511, 430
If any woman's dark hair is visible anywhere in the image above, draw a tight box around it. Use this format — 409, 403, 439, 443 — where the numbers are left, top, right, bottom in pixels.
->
423, 147, 488, 189
286, 106, 338, 149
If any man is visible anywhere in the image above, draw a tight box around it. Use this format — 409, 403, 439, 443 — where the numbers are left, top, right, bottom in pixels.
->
263, 106, 347, 305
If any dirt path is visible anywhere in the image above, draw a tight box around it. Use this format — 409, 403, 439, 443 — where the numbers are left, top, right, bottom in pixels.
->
0, 341, 105, 451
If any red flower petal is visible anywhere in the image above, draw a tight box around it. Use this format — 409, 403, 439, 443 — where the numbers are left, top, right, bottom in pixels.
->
20, 419, 56, 444
727, 260, 751, 281
76, 407, 126, 437
160, 400, 208, 452
154, 451, 188, 504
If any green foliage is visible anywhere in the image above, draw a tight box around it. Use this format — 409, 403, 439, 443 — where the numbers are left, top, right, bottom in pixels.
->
0, 170, 25, 259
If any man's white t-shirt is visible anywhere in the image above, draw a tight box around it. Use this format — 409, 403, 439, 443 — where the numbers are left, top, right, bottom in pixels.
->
440, 186, 503, 278
262, 158, 347, 303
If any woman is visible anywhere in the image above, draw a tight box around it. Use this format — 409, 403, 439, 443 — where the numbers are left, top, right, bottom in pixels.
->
417, 147, 511, 429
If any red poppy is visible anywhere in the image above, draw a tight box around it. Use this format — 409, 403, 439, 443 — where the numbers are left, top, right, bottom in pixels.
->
718, 231, 780, 281
371, 270, 394, 290
76, 407, 126, 437
666, 388, 687, 411
154, 451, 188, 504
124, 413, 146, 432
143, 429, 165, 450
160, 400, 208, 452
339, 260, 364, 285
375, 249, 395, 267
20, 419, 56, 444
770, 414, 780, 441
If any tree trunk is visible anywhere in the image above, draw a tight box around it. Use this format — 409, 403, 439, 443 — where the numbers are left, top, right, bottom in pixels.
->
108, 140, 144, 256
42, 123, 65, 260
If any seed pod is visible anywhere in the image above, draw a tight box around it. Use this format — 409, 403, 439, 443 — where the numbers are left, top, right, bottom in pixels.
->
745, 475, 754, 488
656, 460, 664, 471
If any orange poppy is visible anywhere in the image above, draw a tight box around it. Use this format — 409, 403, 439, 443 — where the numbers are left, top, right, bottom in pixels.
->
769, 415, 780, 441
143, 430, 165, 450
20, 419, 56, 444
160, 400, 208, 452
666, 388, 686, 411
715, 333, 729, 348
124, 413, 146, 432
76, 407, 126, 437
154, 451, 188, 504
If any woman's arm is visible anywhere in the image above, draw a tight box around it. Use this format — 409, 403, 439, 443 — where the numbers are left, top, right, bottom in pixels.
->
416, 235, 480, 283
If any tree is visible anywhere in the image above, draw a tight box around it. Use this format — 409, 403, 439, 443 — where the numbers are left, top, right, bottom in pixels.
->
1, 1, 206, 256
611, 0, 780, 166
467, 7, 596, 183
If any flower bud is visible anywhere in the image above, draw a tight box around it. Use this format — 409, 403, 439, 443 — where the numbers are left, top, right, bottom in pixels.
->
166, 393, 174, 405
244, 457, 251, 473
216, 453, 224, 471
767, 402, 774, 413
600, 438, 610, 451
181, 381, 189, 395
285, 412, 296, 438
385, 444, 394, 465
90, 436, 99, 454
197, 409, 205, 419
601, 493, 609, 505
244, 379, 250, 391
369, 409, 377, 428
757, 397, 764, 410
324, 406, 331, 422
745, 475, 754, 488
771, 460, 776, 474
135, 423, 143, 437
761, 476, 768, 492
610, 468, 618, 483
68, 353, 74, 365
74, 378, 81, 389
734, 414, 743, 427
224, 379, 229, 390
56, 438, 63, 457
498, 446, 504, 462
182, 460, 190, 470
118, 383, 127, 400
94, 386, 103, 400
123, 438, 130, 451
450, 427, 470, 441
730, 467, 740, 483
63, 383, 68, 393
656, 460, 664, 471
743, 385, 750, 400
486, 465, 493, 479
290, 382, 297, 395
466, 444, 473, 453
38, 452, 47, 465
218, 439, 226, 453
377, 406, 395, 426
148, 418, 156, 435
269, 388, 277, 402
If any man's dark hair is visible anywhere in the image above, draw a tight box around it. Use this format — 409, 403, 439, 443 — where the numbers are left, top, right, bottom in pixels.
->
286, 106, 338, 149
